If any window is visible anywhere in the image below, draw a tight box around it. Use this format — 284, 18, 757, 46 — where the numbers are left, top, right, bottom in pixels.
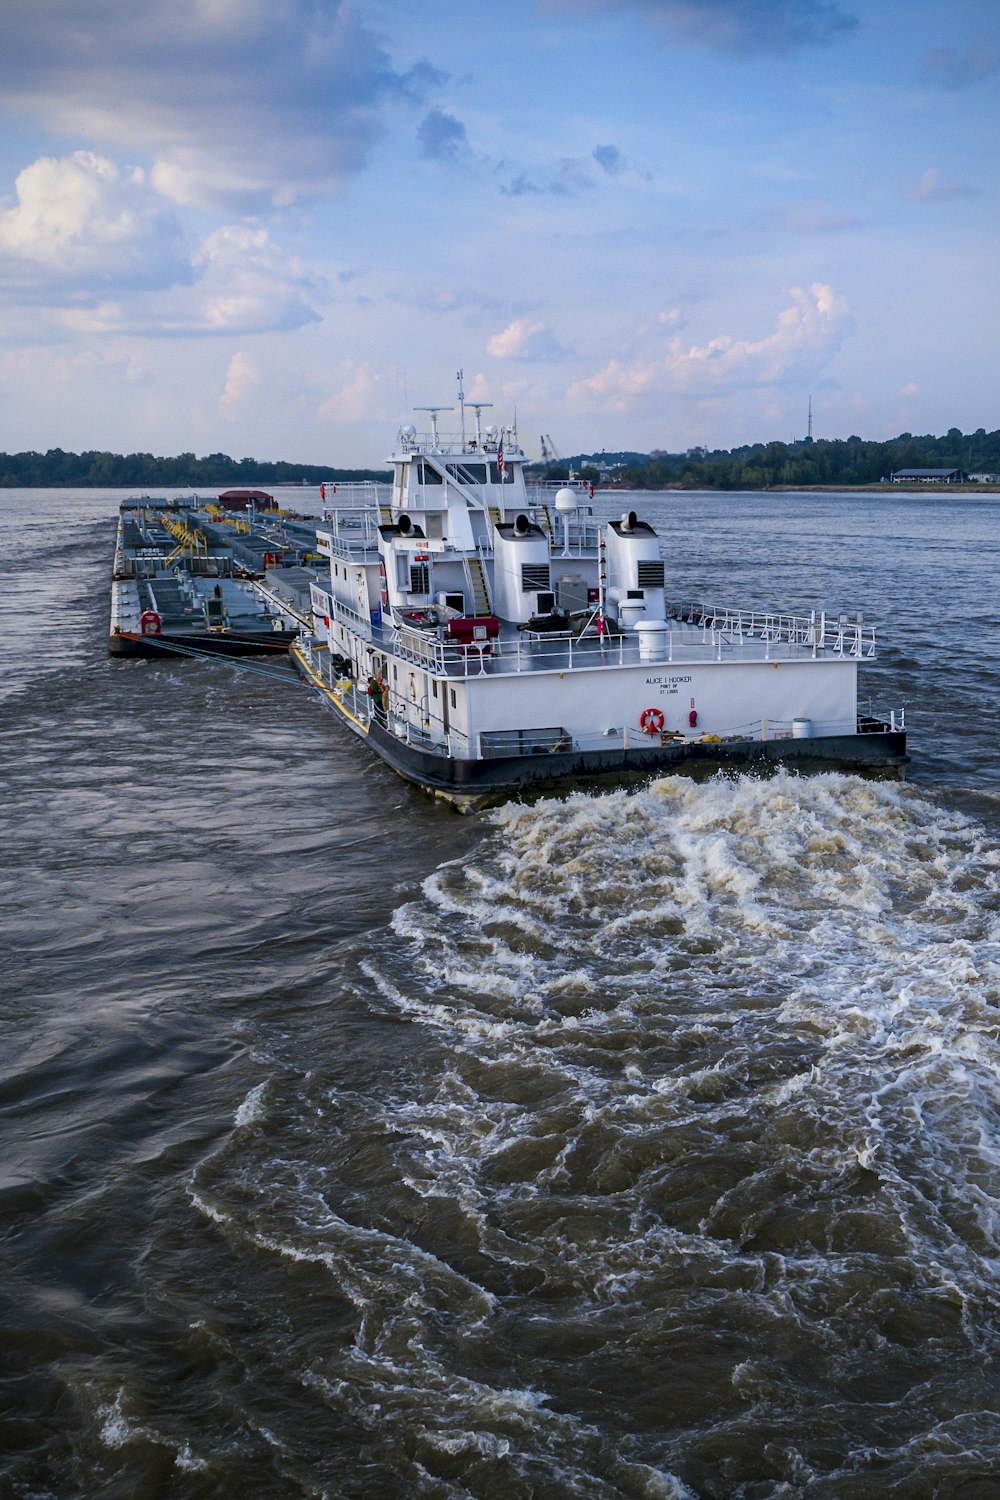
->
637, 560, 665, 588
417, 462, 442, 484
432, 680, 438, 698
521, 564, 551, 592
450, 689, 457, 709
446, 463, 488, 484
489, 463, 514, 484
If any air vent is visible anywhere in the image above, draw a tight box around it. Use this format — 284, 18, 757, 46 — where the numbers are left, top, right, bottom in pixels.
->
637, 560, 665, 588
521, 564, 550, 592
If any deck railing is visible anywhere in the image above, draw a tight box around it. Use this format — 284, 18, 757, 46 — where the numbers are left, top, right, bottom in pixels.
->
319, 504, 384, 557
320, 595, 877, 678
668, 603, 877, 658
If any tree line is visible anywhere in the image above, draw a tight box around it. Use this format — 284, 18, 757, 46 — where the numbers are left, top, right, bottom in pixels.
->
0, 448, 389, 488
548, 426, 1000, 490
3, 425, 999, 490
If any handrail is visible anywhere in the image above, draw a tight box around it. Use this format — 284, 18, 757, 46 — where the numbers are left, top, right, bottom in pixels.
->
669, 603, 877, 658
322, 593, 879, 679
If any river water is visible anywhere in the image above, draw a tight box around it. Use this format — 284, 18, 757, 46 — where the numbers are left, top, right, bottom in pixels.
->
2, 486, 998, 1499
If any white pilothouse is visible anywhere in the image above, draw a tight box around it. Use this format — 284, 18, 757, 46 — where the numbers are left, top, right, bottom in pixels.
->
292, 376, 906, 809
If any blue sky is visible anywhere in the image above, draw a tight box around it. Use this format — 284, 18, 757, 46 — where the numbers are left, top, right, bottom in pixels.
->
0, 0, 996, 465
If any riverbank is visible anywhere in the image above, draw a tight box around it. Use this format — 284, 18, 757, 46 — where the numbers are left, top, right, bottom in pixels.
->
599, 482, 1000, 494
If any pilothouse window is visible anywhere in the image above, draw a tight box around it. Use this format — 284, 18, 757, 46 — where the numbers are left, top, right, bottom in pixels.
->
446, 463, 488, 484
417, 462, 443, 484
489, 463, 513, 484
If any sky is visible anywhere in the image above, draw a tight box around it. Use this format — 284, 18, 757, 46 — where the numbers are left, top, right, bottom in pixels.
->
0, 0, 996, 467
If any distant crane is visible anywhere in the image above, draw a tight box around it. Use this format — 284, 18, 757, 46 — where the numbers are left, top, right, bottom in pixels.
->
540, 434, 561, 464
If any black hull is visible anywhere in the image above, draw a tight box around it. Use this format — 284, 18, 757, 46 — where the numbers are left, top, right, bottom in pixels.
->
366, 719, 908, 811
110, 629, 299, 659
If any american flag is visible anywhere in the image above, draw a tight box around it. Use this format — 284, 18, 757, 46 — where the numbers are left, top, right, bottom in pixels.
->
496, 437, 505, 478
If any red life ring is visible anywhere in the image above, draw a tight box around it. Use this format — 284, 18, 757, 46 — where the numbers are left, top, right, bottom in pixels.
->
139, 609, 162, 637
639, 707, 664, 735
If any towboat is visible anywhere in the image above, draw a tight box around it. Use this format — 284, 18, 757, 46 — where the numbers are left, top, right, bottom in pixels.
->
292, 378, 907, 811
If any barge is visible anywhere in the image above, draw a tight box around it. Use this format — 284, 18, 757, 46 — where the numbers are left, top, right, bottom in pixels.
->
109, 495, 316, 658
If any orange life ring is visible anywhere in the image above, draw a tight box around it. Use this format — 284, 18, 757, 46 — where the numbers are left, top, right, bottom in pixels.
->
139, 609, 162, 637
639, 706, 664, 735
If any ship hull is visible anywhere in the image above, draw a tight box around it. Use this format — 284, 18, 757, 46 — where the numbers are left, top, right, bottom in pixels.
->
109, 628, 299, 659
292, 650, 907, 812
369, 721, 908, 811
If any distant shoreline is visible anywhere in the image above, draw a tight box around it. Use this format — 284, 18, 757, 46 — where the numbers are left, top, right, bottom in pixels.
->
599, 482, 1000, 494
3, 480, 998, 494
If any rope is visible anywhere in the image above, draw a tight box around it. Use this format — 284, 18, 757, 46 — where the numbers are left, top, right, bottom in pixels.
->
120, 633, 303, 685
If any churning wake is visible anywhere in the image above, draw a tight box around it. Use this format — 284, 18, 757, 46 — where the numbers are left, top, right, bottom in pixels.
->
188, 773, 1000, 1497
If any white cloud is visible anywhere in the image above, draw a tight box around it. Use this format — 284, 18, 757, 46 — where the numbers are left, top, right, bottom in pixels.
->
187, 226, 324, 335
0, 0, 438, 212
568, 357, 658, 408
904, 167, 978, 203
318, 365, 387, 422
220, 352, 262, 414
569, 283, 852, 407
0, 151, 191, 295
0, 177, 325, 339
487, 318, 566, 360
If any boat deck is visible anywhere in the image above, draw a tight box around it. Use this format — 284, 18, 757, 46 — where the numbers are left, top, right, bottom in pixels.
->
374, 606, 876, 679
110, 498, 323, 653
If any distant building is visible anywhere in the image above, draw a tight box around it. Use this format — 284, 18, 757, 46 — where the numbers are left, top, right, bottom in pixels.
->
889, 468, 962, 484
217, 487, 278, 511
968, 472, 1000, 484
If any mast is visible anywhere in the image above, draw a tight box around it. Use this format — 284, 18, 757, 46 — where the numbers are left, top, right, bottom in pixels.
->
414, 406, 452, 449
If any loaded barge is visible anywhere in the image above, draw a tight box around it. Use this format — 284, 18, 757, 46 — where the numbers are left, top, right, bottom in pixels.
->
290, 379, 907, 811
109, 494, 319, 658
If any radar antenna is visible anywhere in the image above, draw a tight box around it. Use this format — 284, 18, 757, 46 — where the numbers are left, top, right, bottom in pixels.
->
414, 406, 453, 449
468, 402, 493, 447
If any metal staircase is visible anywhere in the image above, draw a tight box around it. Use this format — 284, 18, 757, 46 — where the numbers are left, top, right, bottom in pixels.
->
465, 552, 492, 616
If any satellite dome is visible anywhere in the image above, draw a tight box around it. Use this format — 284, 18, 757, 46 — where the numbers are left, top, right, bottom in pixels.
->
554, 487, 578, 513
400, 423, 417, 441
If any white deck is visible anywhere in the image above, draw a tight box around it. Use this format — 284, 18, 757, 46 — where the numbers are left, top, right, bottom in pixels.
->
332, 598, 875, 680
